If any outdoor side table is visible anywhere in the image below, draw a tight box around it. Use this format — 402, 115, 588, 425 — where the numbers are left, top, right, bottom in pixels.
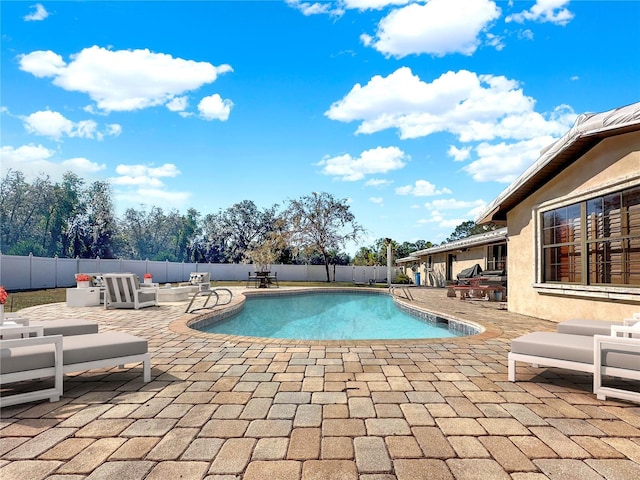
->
66, 287, 101, 307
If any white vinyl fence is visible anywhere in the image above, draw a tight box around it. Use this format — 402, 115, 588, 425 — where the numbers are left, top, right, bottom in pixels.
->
0, 253, 398, 290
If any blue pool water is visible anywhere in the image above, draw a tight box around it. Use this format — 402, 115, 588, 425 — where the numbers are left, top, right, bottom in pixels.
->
200, 292, 464, 340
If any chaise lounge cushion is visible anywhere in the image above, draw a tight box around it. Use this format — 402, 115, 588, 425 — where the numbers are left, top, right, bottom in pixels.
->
557, 319, 622, 336
1, 332, 148, 375
511, 332, 639, 370
39, 319, 99, 336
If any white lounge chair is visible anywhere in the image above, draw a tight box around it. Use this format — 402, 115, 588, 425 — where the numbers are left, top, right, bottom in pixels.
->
557, 317, 640, 337
180, 272, 211, 293
508, 328, 640, 404
103, 274, 158, 310
1, 332, 150, 408
3, 315, 99, 337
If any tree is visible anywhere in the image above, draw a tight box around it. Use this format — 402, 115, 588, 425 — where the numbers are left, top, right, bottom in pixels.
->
353, 246, 376, 266
395, 240, 431, 259
202, 200, 279, 264
85, 180, 118, 258
0, 170, 42, 252
42, 172, 85, 257
285, 192, 365, 282
245, 217, 289, 271
445, 220, 499, 243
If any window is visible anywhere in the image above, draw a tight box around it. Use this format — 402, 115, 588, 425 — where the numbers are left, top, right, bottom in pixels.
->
486, 243, 507, 271
541, 186, 640, 286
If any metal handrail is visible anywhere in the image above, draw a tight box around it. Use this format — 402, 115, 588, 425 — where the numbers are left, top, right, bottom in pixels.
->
185, 288, 233, 314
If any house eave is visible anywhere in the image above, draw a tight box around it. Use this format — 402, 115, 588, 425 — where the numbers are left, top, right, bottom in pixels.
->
476, 102, 640, 224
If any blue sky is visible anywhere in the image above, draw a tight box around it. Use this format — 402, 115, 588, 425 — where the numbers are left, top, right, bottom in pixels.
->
2, 0, 639, 254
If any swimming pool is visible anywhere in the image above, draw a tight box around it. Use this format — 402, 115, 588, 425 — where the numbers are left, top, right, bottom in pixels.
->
195, 291, 477, 340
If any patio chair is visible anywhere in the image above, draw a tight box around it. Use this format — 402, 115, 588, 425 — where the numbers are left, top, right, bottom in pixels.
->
103, 274, 158, 310
246, 271, 260, 288
267, 271, 279, 288
1, 331, 150, 407
508, 329, 640, 404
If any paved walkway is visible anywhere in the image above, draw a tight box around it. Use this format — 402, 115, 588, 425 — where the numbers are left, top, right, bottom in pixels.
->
1, 287, 639, 480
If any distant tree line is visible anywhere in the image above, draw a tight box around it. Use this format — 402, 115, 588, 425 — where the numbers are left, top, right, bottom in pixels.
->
0, 171, 365, 279
1, 170, 493, 276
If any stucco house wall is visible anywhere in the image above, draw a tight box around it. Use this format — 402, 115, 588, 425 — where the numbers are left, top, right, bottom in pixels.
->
399, 232, 506, 287
506, 130, 640, 321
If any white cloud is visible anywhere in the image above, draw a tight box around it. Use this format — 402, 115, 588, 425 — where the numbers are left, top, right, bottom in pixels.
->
369, 196, 384, 206
18, 46, 233, 114
285, 0, 344, 16
1, 144, 54, 165
395, 180, 452, 197
506, 0, 574, 26
365, 0, 501, 58
166, 96, 188, 112
105, 124, 122, 137
21, 110, 121, 141
317, 146, 408, 181
18, 50, 66, 77
326, 67, 577, 147
485, 33, 505, 51
60, 157, 106, 173
344, 0, 411, 10
1, 144, 105, 180
365, 178, 393, 187
464, 136, 556, 183
198, 94, 233, 121
447, 145, 471, 162
424, 198, 486, 211
417, 210, 465, 229
24, 3, 49, 21
518, 29, 534, 40
114, 163, 180, 181
115, 188, 192, 211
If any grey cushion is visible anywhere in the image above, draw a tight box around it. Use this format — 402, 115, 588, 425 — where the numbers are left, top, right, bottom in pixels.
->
137, 291, 156, 303
1, 332, 148, 375
557, 319, 622, 336
62, 333, 147, 364
39, 319, 99, 336
1, 342, 55, 374
511, 332, 639, 371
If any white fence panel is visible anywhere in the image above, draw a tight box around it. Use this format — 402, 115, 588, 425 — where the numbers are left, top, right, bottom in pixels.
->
78, 258, 101, 275
57, 258, 79, 287
0, 253, 398, 290
31, 257, 57, 289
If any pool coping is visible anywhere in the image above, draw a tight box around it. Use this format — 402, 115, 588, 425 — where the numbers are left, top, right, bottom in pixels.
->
169, 287, 503, 346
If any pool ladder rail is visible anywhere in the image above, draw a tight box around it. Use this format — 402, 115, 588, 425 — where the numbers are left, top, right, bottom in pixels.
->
389, 285, 415, 301
185, 288, 233, 314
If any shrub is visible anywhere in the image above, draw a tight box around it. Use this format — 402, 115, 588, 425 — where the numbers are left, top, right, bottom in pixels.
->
393, 273, 411, 284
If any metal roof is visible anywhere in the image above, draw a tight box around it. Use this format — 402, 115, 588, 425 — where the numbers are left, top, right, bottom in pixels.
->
476, 102, 640, 224
396, 227, 508, 262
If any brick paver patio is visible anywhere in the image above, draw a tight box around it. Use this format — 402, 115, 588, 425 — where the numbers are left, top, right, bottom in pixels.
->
1, 287, 639, 479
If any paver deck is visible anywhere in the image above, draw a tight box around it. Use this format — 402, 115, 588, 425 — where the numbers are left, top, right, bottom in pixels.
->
1, 286, 639, 479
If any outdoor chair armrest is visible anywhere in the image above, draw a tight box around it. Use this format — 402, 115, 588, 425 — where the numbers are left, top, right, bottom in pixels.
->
593, 334, 640, 403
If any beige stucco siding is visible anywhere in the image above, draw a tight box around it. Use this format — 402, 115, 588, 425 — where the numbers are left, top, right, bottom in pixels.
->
408, 247, 493, 287
506, 131, 640, 322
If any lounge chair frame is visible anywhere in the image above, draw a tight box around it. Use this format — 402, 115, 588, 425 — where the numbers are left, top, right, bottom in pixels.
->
508, 334, 640, 404
1, 334, 151, 408
0, 335, 63, 407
